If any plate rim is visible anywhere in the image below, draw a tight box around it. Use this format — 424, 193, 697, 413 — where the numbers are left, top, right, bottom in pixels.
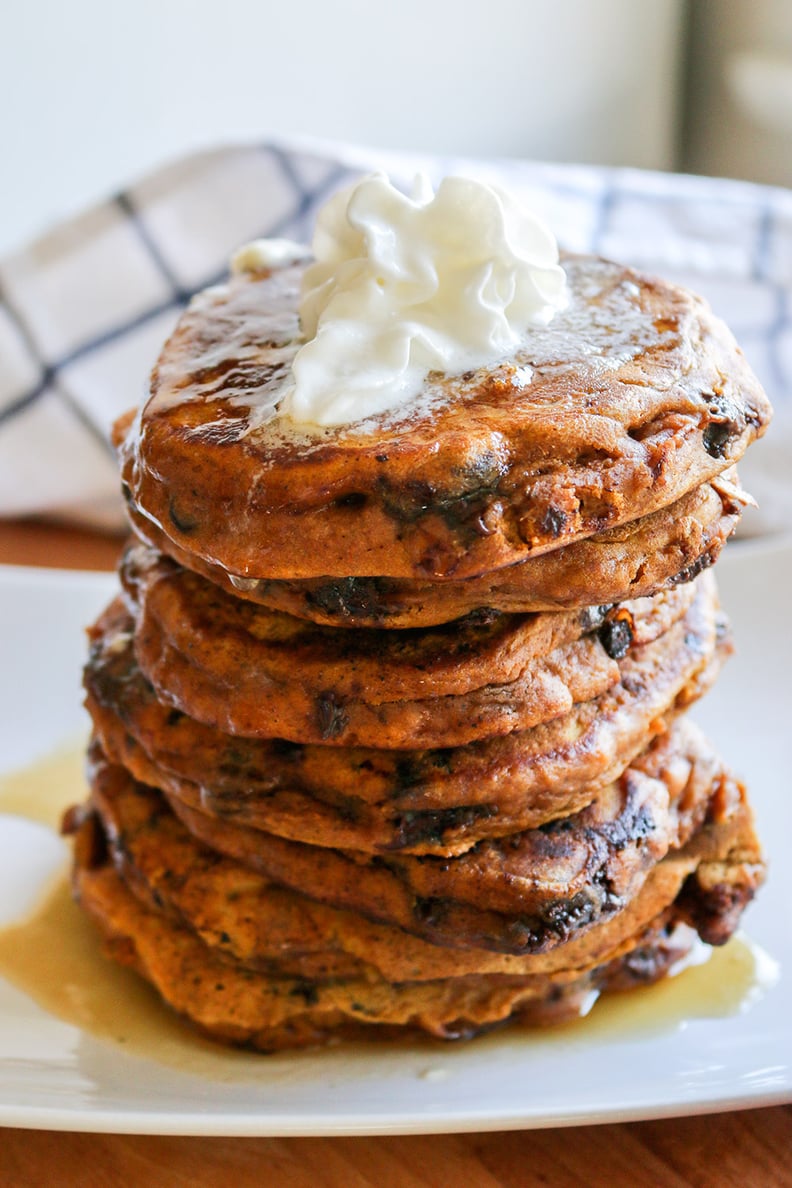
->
0, 556, 790, 1136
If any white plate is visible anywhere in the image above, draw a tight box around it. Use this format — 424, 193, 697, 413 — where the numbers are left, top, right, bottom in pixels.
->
0, 549, 790, 1136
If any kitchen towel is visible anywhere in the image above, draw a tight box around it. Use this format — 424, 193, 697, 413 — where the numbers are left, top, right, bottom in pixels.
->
0, 138, 789, 533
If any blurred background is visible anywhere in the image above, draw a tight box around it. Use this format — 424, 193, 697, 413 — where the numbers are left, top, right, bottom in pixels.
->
1, 0, 791, 255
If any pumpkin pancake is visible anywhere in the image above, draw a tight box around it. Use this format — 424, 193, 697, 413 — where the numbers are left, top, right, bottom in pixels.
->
69, 179, 771, 1055
92, 721, 735, 956
86, 576, 725, 854
68, 796, 763, 1049
122, 544, 697, 748
81, 750, 762, 986
122, 540, 648, 702
116, 255, 770, 581
125, 471, 745, 627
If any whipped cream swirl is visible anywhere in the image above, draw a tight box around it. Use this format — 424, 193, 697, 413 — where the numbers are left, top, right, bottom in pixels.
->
278, 172, 567, 427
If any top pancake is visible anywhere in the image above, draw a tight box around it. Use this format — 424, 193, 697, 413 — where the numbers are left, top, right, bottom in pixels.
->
118, 254, 771, 580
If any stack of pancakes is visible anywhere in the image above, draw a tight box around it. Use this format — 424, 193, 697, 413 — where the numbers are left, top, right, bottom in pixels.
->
65, 253, 773, 1051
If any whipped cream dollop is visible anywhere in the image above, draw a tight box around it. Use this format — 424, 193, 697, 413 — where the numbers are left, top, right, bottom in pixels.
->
275, 173, 567, 428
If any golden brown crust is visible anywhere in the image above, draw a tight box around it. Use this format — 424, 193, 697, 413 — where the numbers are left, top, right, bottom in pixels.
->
70, 791, 763, 1049
125, 473, 743, 627
72, 853, 699, 1047
122, 545, 699, 748
118, 256, 771, 580
86, 577, 725, 854
90, 721, 740, 956
121, 541, 627, 702
83, 748, 762, 987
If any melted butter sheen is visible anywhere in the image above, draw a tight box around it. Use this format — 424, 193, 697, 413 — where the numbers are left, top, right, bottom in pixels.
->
153, 254, 676, 446
279, 173, 568, 428
0, 747, 778, 1075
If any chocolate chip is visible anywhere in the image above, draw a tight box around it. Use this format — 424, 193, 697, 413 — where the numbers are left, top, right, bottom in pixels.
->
389, 803, 496, 849
703, 421, 732, 458
412, 896, 446, 925
669, 546, 716, 587
307, 577, 393, 621
541, 505, 567, 538
599, 611, 634, 659
334, 491, 367, 509
702, 391, 741, 459
288, 981, 319, 1005
167, 497, 199, 535
316, 693, 349, 740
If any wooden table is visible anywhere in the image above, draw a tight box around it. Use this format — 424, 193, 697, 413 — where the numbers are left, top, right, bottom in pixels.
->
1, 517, 790, 1188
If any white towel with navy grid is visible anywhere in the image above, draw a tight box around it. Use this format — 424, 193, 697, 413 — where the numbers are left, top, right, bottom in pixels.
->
0, 139, 789, 537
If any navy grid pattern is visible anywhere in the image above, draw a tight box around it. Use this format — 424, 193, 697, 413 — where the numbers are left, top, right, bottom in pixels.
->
0, 141, 790, 528
0, 149, 354, 434
594, 176, 791, 386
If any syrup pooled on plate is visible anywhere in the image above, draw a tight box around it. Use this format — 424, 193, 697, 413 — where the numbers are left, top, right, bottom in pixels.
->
0, 745, 778, 1074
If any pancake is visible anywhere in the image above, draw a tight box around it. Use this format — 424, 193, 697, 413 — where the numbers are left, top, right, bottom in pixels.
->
117, 254, 770, 581
126, 471, 745, 627
122, 540, 645, 702
69, 848, 694, 1048
80, 750, 762, 986
66, 180, 773, 1055
68, 800, 763, 1050
96, 721, 739, 955
123, 545, 698, 748
85, 575, 725, 854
